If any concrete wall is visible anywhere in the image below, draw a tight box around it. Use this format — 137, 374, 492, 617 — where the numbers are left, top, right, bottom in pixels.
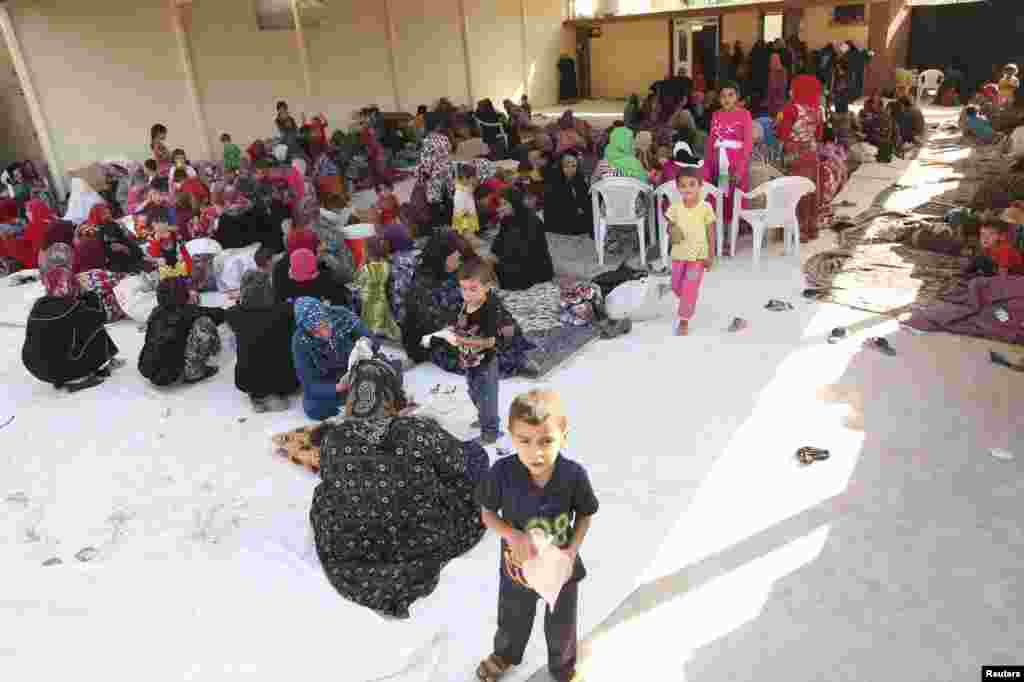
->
527, 0, 573, 108
466, 0, 525, 107
589, 16, 669, 98
7, 0, 204, 175
800, 2, 871, 50
308, 1, 397, 118
0, 28, 43, 168
190, 1, 304, 155
392, 0, 471, 109
2, 0, 566, 181
722, 9, 762, 50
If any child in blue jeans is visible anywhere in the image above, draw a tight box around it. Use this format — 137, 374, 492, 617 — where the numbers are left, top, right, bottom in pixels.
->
475, 389, 598, 682
454, 256, 502, 445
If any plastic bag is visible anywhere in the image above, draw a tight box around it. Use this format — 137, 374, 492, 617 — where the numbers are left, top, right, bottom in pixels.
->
521, 528, 573, 610
114, 271, 159, 322
604, 276, 667, 321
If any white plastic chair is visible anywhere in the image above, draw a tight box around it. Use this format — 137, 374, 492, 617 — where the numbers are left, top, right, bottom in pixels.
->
653, 180, 724, 271
916, 69, 944, 107
730, 176, 816, 266
590, 176, 653, 268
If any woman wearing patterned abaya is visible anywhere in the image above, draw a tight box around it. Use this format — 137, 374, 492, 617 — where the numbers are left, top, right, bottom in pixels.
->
272, 352, 490, 618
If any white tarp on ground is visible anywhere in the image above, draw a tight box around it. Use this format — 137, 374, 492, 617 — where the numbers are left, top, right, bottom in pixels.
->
1, 246, 814, 682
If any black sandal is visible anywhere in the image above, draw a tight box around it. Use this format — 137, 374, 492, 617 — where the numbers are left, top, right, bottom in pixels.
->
765, 299, 794, 311
990, 351, 1024, 372
796, 447, 830, 465
64, 375, 106, 393
827, 327, 847, 344
864, 337, 896, 356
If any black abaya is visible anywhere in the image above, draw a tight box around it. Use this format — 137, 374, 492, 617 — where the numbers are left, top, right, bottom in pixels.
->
23, 293, 118, 386
543, 161, 593, 236
492, 211, 554, 291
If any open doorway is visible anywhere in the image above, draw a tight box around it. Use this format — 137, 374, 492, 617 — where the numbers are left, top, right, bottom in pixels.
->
674, 17, 719, 90
575, 26, 592, 100
762, 13, 783, 43
692, 22, 719, 90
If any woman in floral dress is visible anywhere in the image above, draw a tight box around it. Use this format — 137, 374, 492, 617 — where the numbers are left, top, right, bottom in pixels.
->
778, 75, 825, 242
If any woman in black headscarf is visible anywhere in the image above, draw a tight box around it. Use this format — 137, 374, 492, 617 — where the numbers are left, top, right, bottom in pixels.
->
225, 269, 299, 413
400, 230, 476, 363
749, 39, 770, 107
400, 230, 535, 377
474, 99, 509, 159
492, 186, 554, 291
543, 150, 593, 236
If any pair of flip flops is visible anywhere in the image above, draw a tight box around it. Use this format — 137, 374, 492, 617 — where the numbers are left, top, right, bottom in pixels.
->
796, 446, 830, 466
765, 299, 794, 311
863, 337, 896, 356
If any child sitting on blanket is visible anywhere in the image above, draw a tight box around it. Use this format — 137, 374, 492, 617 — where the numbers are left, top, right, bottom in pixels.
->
963, 106, 999, 145
666, 146, 716, 337
171, 148, 198, 179
999, 64, 1020, 107
146, 206, 192, 282
144, 159, 159, 187
970, 220, 1024, 276
474, 389, 598, 682
452, 164, 481, 239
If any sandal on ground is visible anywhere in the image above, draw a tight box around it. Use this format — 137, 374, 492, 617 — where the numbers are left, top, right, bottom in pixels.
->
64, 375, 106, 393
827, 327, 847, 344
727, 317, 749, 332
476, 654, 513, 682
990, 350, 1024, 372
802, 288, 829, 299
94, 357, 126, 378
863, 337, 896, 356
765, 299, 794, 311
796, 446, 830, 465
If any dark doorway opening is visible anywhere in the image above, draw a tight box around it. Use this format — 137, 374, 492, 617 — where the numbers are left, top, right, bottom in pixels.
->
692, 23, 719, 90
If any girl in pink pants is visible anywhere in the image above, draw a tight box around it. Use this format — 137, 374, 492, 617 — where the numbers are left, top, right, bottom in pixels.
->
664, 144, 716, 336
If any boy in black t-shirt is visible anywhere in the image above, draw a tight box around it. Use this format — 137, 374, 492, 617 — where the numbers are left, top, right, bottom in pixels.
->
454, 257, 502, 445
475, 389, 599, 682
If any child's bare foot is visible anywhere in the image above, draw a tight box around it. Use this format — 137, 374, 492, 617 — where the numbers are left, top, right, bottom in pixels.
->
675, 319, 689, 336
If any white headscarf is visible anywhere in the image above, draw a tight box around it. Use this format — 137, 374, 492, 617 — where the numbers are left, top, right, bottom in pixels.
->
63, 177, 105, 225
672, 142, 704, 169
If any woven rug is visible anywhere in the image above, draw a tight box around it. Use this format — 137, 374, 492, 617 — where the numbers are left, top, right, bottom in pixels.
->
497, 282, 563, 334
524, 324, 602, 379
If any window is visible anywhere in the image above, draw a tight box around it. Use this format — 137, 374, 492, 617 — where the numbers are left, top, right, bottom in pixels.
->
254, 0, 326, 31
832, 3, 867, 26
762, 13, 782, 43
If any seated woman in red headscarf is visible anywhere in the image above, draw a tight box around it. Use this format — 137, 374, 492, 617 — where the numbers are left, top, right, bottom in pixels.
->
0, 197, 41, 273
777, 74, 824, 242
23, 244, 122, 392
